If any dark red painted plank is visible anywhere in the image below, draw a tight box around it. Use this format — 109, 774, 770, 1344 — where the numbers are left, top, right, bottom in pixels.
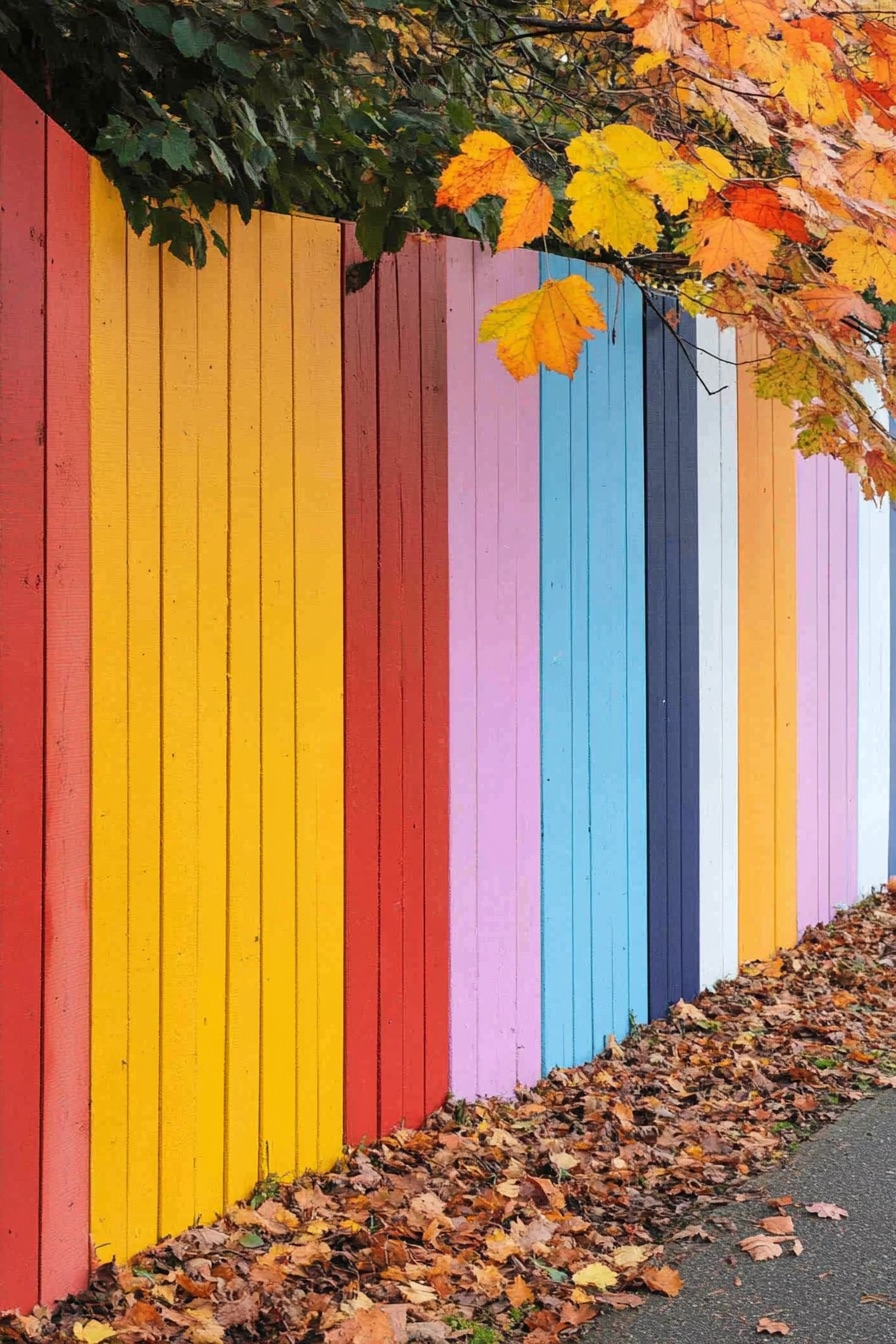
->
418, 241, 450, 1119
40, 118, 91, 1305
0, 78, 47, 1310
342, 235, 450, 1141
342, 228, 383, 1145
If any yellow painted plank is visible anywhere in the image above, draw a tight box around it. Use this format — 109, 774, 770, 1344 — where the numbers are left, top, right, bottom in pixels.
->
195, 210, 230, 1223
225, 207, 262, 1205
159, 249, 200, 1236
88, 162, 130, 1263
125, 225, 163, 1257
292, 217, 345, 1172
260, 211, 298, 1180
772, 401, 798, 953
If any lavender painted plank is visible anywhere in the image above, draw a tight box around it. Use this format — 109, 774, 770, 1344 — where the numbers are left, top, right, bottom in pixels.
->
695, 319, 738, 989
446, 241, 541, 1099
797, 456, 859, 930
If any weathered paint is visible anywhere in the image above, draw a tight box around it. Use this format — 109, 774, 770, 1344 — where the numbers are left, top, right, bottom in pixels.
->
445, 241, 541, 1100
342, 231, 450, 1142
540, 258, 648, 1072
695, 319, 739, 989
856, 387, 890, 898
89, 182, 345, 1260
644, 298, 700, 1017
737, 331, 798, 963
796, 455, 859, 929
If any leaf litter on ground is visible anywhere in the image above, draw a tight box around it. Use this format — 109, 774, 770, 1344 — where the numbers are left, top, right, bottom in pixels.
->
5, 892, 896, 1344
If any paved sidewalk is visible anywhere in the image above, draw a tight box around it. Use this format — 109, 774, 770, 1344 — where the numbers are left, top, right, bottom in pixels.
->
584, 1090, 896, 1344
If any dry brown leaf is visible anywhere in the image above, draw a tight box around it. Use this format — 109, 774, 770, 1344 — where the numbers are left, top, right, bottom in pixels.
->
596, 1293, 644, 1310
640, 1266, 683, 1297
327, 1308, 398, 1344
739, 1235, 784, 1262
759, 1216, 794, 1236
805, 1202, 848, 1220
505, 1276, 535, 1309
757, 1320, 790, 1335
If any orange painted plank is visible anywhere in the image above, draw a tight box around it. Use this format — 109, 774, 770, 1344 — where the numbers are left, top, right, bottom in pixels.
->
737, 329, 797, 964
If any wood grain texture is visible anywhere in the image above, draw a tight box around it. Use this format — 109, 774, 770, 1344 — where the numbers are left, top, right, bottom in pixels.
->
445, 241, 541, 1101
41, 116, 92, 1303
856, 388, 890, 898
342, 230, 450, 1142
540, 258, 647, 1072
0, 80, 46, 1308
737, 331, 797, 963
644, 298, 701, 1018
796, 455, 860, 929
694, 319, 739, 990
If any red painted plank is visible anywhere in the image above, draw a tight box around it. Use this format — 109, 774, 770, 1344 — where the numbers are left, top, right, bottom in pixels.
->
342, 228, 382, 1145
418, 242, 450, 1118
0, 78, 47, 1310
40, 118, 91, 1304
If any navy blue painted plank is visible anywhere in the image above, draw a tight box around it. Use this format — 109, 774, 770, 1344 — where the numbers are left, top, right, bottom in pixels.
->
644, 296, 700, 1018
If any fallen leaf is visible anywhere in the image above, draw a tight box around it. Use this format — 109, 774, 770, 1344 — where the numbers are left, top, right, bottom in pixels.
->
805, 1202, 848, 1220
572, 1262, 619, 1290
640, 1266, 683, 1297
610, 1244, 653, 1270
672, 1225, 713, 1242
74, 1326, 117, 1344
757, 1320, 790, 1335
505, 1276, 535, 1308
327, 1308, 397, 1344
739, 1235, 784, 1262
759, 1216, 794, 1236
596, 1293, 644, 1310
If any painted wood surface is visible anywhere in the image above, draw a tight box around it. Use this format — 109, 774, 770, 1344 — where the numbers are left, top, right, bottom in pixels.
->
41, 116, 92, 1305
644, 298, 701, 1018
343, 230, 450, 1142
89, 186, 344, 1261
695, 319, 739, 990
737, 331, 798, 963
540, 258, 648, 1073
445, 242, 541, 1100
796, 455, 859, 929
856, 387, 890, 898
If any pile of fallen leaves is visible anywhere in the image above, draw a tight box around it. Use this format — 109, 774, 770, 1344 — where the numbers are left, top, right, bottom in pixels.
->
7, 892, 896, 1344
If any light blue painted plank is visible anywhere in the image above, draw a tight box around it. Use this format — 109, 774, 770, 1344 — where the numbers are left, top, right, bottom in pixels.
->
540, 257, 647, 1071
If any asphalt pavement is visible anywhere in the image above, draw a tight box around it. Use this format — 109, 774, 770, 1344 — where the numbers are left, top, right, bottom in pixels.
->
584, 1089, 896, 1344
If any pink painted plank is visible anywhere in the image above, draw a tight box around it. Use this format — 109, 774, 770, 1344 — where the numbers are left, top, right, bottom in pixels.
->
816, 461, 831, 924
446, 243, 541, 1099
40, 117, 91, 1304
828, 457, 856, 916
796, 454, 819, 934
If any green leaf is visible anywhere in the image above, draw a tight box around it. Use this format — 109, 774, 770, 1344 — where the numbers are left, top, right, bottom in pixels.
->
171, 16, 216, 59
239, 1232, 265, 1249
355, 203, 390, 259
207, 141, 235, 183
160, 125, 196, 172
215, 40, 260, 77
134, 4, 172, 37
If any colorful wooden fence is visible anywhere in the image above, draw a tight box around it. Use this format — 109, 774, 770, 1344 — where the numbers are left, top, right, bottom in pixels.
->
3, 76, 896, 1311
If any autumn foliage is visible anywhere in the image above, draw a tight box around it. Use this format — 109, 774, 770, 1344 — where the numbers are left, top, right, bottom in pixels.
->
436, 0, 896, 495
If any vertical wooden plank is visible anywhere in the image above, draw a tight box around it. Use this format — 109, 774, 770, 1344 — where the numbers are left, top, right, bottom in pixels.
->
845, 472, 860, 908
292, 216, 344, 1171
88, 160, 130, 1266
815, 460, 832, 927
644, 299, 700, 1017
419, 239, 450, 1118
446, 243, 540, 1100
796, 454, 821, 934
342, 227, 381, 1145
738, 332, 797, 962
891, 489, 896, 879
855, 385, 890, 896
195, 214, 229, 1220
159, 249, 200, 1235
259, 213, 298, 1178
124, 220, 162, 1255
41, 119, 91, 1302
827, 459, 852, 915
695, 319, 739, 988
0, 81, 44, 1308
541, 258, 647, 1070
225, 208, 262, 1203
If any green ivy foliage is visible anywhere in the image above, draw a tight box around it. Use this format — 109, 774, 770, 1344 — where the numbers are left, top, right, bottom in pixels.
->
0, 0, 539, 264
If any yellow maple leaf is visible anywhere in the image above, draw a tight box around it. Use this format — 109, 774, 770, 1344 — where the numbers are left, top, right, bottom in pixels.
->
683, 214, 778, 276
478, 274, 607, 380
73, 1326, 117, 1344
694, 146, 737, 185
567, 165, 660, 252
825, 226, 896, 303
436, 131, 552, 251
599, 123, 669, 177
638, 156, 710, 213
572, 1262, 619, 1290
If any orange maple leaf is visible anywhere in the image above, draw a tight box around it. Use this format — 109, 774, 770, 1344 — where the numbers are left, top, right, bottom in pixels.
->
723, 185, 810, 243
795, 285, 881, 329
683, 213, 779, 277
640, 1266, 683, 1297
436, 131, 552, 251
478, 274, 607, 381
